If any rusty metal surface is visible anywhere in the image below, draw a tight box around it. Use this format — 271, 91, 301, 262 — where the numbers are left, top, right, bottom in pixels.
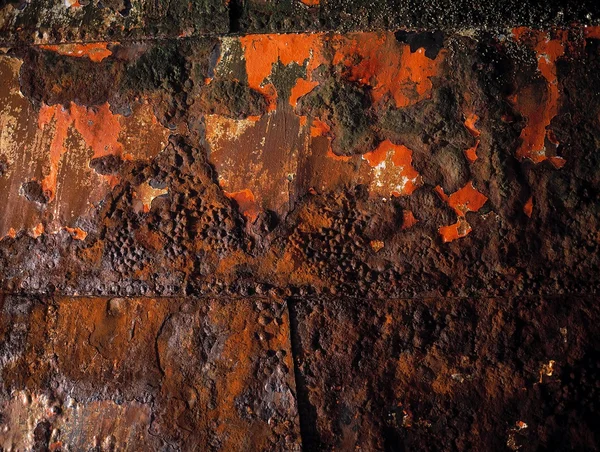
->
0, 30, 599, 298
0, 13, 599, 451
1, 0, 600, 45
0, 295, 300, 450
290, 295, 600, 451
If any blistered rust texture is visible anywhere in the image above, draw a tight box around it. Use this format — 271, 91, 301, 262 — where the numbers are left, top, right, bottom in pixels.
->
0, 0, 229, 46
0, 23, 600, 452
0, 294, 301, 450
1, 0, 600, 44
1, 29, 600, 297
290, 295, 600, 451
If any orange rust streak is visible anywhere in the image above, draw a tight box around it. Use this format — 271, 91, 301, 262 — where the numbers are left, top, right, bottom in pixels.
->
289, 78, 319, 107
39, 43, 114, 63
524, 196, 533, 217
549, 156, 566, 169
240, 34, 325, 111
332, 33, 444, 108
434, 185, 449, 202
464, 143, 479, 162
224, 189, 260, 223
326, 147, 352, 162
39, 105, 70, 201
464, 113, 481, 137
402, 210, 418, 230
512, 29, 565, 164
584, 26, 600, 40
464, 113, 481, 162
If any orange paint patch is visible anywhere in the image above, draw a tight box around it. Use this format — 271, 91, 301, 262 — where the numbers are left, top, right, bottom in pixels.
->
437, 181, 488, 217
70, 103, 123, 158
464, 113, 481, 137
437, 182, 488, 242
310, 118, 330, 137
402, 210, 418, 230
464, 143, 479, 162
524, 196, 533, 218
331, 32, 444, 108
64, 227, 88, 240
39, 43, 114, 63
64, 0, 82, 8
37, 103, 123, 201
225, 189, 260, 223
299, 0, 319, 5
240, 34, 326, 110
289, 78, 319, 107
464, 113, 480, 162
439, 217, 472, 243
584, 26, 600, 40
363, 140, 421, 197
512, 28, 565, 164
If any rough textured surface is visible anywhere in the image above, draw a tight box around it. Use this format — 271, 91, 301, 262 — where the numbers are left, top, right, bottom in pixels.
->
0, 3, 600, 450
0, 295, 300, 450
1, 0, 600, 44
0, 30, 599, 298
290, 296, 600, 451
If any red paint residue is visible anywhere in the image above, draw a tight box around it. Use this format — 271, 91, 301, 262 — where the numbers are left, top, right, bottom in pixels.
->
464, 113, 480, 162
363, 140, 421, 196
240, 34, 325, 111
289, 78, 319, 107
331, 32, 444, 108
402, 210, 418, 230
39, 43, 114, 63
512, 28, 565, 164
38, 102, 123, 201
436, 182, 488, 242
524, 196, 533, 217
225, 189, 260, 223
